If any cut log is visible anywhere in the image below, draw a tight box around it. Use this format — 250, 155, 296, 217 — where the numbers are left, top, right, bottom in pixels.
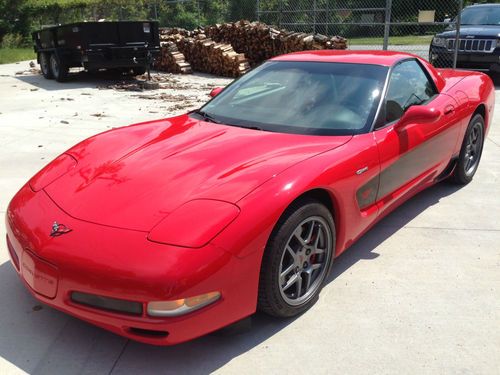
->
157, 21, 348, 77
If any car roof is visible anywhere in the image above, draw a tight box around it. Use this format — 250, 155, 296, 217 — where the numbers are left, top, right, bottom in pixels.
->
271, 50, 420, 67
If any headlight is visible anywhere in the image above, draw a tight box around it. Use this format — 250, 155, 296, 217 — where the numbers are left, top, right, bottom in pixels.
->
29, 153, 77, 191
147, 199, 240, 248
432, 37, 447, 47
147, 291, 221, 317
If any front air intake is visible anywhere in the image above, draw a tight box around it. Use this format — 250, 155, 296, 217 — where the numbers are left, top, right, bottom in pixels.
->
128, 327, 169, 338
71, 291, 143, 316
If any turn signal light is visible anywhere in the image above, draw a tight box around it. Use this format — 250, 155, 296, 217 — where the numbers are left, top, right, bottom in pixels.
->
147, 292, 221, 317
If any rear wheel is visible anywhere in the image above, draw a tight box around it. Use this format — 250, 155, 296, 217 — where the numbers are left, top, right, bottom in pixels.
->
49, 53, 69, 82
39, 53, 53, 79
451, 114, 485, 185
258, 199, 335, 318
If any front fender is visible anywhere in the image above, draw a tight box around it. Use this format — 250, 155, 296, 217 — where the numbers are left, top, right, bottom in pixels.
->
211, 133, 381, 262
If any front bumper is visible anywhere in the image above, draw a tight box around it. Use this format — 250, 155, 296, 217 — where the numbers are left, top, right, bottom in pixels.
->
429, 45, 500, 71
5, 184, 258, 345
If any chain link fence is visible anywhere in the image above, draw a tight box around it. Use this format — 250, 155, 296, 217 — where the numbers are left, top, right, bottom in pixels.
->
31, 0, 480, 69
257, 0, 466, 67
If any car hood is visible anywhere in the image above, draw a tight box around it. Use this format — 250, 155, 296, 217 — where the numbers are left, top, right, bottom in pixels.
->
438, 25, 500, 38
44, 114, 352, 231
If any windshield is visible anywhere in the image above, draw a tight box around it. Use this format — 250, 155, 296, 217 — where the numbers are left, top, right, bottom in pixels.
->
460, 6, 500, 25
196, 61, 388, 135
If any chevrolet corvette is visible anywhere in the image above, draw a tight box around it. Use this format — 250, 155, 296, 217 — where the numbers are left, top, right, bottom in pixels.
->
5, 51, 494, 345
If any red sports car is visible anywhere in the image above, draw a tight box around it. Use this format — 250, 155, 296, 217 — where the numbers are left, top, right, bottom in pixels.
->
5, 51, 494, 345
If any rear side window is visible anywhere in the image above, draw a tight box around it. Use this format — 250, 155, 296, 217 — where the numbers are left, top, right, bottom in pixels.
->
385, 60, 437, 123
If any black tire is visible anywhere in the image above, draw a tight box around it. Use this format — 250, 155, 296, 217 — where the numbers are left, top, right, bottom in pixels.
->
451, 114, 485, 185
49, 53, 69, 82
258, 198, 335, 318
132, 66, 147, 76
39, 52, 53, 79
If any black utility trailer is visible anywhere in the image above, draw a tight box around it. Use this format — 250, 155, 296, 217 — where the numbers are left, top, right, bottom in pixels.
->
33, 21, 160, 82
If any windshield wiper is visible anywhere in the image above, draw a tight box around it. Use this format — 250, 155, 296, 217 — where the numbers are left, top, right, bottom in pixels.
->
193, 110, 264, 131
194, 109, 221, 124
234, 124, 264, 131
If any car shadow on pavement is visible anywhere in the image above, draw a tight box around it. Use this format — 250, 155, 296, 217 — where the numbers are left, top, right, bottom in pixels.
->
0, 182, 462, 374
326, 182, 463, 284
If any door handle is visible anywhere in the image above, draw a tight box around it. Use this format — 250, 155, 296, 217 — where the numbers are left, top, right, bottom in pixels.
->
356, 166, 369, 175
444, 105, 455, 115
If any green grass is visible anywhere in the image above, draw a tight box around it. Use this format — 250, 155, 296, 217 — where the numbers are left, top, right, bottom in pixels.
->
0, 36, 433, 63
0, 48, 36, 64
349, 35, 433, 46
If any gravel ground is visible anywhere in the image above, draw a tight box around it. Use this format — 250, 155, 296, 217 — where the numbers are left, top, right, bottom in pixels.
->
0, 60, 499, 375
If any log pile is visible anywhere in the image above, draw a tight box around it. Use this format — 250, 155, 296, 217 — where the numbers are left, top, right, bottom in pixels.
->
155, 39, 192, 74
176, 35, 251, 77
205, 20, 348, 65
156, 20, 348, 77
159, 29, 251, 77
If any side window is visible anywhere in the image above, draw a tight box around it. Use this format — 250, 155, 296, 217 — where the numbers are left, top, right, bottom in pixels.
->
385, 60, 437, 123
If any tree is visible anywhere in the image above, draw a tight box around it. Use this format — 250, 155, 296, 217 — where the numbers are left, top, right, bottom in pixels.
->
0, 0, 31, 41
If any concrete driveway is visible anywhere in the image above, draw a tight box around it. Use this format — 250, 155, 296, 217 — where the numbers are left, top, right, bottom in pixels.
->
0, 61, 499, 375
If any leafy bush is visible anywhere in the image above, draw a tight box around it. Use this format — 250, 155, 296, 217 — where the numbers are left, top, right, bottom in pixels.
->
1, 33, 30, 48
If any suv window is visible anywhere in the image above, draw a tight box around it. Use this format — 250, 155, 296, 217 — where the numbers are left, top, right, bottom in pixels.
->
385, 60, 437, 123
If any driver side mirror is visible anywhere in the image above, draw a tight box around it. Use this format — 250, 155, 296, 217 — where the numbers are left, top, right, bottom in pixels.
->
394, 106, 441, 131
209, 87, 223, 97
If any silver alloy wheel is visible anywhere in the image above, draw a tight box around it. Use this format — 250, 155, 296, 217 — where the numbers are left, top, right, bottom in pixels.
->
50, 54, 59, 77
279, 216, 332, 306
464, 121, 483, 176
40, 53, 50, 75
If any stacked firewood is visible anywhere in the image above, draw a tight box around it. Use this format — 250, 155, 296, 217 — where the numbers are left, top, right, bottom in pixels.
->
177, 35, 251, 77
156, 40, 192, 74
205, 20, 348, 65
156, 20, 348, 77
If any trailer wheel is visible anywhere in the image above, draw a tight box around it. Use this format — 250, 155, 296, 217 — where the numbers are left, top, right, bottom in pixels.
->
49, 53, 69, 82
39, 53, 54, 79
132, 66, 147, 76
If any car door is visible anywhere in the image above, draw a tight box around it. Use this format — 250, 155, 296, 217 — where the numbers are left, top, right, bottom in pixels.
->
373, 59, 461, 213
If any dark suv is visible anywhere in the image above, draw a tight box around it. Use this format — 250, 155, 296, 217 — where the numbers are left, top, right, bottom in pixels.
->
429, 4, 500, 73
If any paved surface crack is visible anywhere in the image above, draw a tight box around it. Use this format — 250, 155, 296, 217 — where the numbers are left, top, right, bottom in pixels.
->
108, 339, 129, 375
31, 318, 72, 373
486, 137, 500, 148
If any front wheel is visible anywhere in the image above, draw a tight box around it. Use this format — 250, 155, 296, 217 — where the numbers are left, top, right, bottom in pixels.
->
49, 53, 69, 82
258, 199, 335, 318
451, 114, 485, 185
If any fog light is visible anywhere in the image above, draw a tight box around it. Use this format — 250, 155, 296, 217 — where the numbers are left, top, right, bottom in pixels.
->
147, 291, 220, 317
